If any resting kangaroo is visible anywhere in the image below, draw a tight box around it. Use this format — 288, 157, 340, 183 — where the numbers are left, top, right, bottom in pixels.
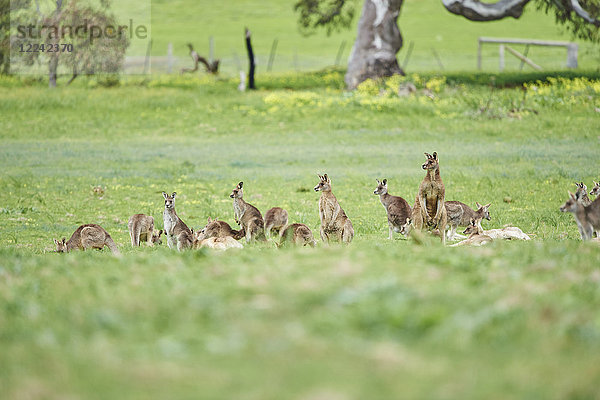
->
54, 224, 120, 254
197, 217, 245, 241
128, 214, 163, 247
279, 223, 317, 247
412, 152, 447, 244
575, 182, 592, 206
560, 191, 600, 240
445, 202, 491, 241
373, 178, 411, 239
264, 207, 288, 239
314, 174, 354, 244
230, 182, 266, 243
450, 218, 493, 247
162, 192, 193, 251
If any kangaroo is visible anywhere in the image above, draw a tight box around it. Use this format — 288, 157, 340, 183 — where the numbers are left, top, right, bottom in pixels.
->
128, 214, 163, 247
279, 223, 317, 247
193, 234, 244, 251
450, 218, 493, 247
314, 174, 354, 244
230, 182, 266, 243
54, 224, 120, 255
373, 178, 412, 239
264, 207, 288, 239
197, 217, 245, 241
399, 217, 443, 239
575, 182, 592, 206
560, 191, 600, 240
483, 226, 530, 241
589, 181, 600, 198
445, 201, 491, 241
412, 152, 447, 245
162, 192, 193, 251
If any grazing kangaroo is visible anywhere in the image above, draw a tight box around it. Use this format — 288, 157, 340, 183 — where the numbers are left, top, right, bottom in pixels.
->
279, 223, 317, 247
412, 152, 447, 245
560, 191, 600, 240
373, 178, 412, 239
450, 218, 493, 247
314, 174, 354, 244
230, 182, 266, 243
445, 201, 491, 241
264, 207, 288, 239
162, 192, 193, 251
575, 182, 592, 206
399, 217, 443, 239
128, 214, 163, 247
54, 224, 120, 254
589, 181, 600, 198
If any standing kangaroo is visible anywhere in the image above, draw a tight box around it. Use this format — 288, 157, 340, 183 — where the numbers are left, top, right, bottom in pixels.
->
412, 152, 447, 245
450, 218, 493, 247
560, 191, 600, 240
314, 174, 354, 244
575, 182, 592, 206
128, 214, 163, 247
54, 224, 120, 255
230, 182, 266, 243
264, 207, 289, 239
162, 192, 193, 251
373, 178, 411, 239
445, 202, 491, 241
279, 223, 317, 247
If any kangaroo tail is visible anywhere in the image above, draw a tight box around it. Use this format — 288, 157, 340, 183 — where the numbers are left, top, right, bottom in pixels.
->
105, 235, 121, 255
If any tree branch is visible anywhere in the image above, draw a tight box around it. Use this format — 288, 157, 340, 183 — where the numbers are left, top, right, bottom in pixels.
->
441, 0, 532, 21
569, 0, 600, 27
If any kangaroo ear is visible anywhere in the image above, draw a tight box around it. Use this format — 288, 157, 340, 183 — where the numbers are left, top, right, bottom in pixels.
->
469, 218, 475, 225
424, 152, 431, 158
238, 182, 243, 188
485, 203, 491, 209
62, 238, 66, 243
162, 191, 168, 199
323, 173, 329, 181
158, 229, 163, 236
376, 179, 380, 184
53, 239, 58, 245
171, 192, 177, 199
207, 217, 212, 223
569, 191, 576, 199
433, 152, 438, 160
476, 202, 482, 209
382, 179, 387, 185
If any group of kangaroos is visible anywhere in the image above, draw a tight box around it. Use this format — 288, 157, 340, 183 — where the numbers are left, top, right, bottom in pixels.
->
53, 152, 600, 254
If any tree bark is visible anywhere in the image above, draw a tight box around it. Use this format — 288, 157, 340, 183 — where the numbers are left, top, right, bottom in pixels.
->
245, 28, 256, 90
345, 0, 404, 89
442, 0, 531, 21
49, 54, 58, 88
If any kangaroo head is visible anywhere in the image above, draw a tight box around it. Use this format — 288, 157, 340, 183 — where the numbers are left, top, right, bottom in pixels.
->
463, 218, 480, 235
373, 178, 388, 195
590, 181, 600, 197
422, 152, 439, 171
400, 217, 413, 236
53, 237, 67, 253
574, 182, 588, 200
163, 192, 176, 209
152, 229, 163, 245
475, 202, 492, 221
230, 182, 243, 199
559, 191, 579, 213
314, 174, 331, 192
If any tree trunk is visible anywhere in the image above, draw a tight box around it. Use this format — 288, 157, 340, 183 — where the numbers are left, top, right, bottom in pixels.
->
345, 0, 405, 89
245, 28, 256, 90
49, 54, 58, 88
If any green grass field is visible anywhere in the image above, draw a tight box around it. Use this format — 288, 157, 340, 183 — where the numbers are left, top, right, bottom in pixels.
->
1, 71, 600, 398
148, 0, 600, 74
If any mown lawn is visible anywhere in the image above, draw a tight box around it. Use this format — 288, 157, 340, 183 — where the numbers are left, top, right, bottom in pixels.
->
0, 74, 599, 399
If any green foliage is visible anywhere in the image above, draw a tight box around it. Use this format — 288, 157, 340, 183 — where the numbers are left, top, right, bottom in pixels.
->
535, 0, 600, 43
294, 0, 357, 36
